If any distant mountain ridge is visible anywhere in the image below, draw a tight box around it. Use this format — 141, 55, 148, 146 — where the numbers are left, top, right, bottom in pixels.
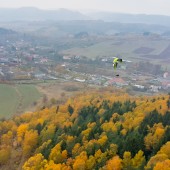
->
0, 27, 16, 34
0, 7, 89, 21
86, 12, 170, 27
1, 7, 170, 28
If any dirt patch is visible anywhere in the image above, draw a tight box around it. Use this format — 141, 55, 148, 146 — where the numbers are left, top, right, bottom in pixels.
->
159, 44, 170, 59
35, 81, 89, 107
141, 44, 170, 60
133, 47, 154, 54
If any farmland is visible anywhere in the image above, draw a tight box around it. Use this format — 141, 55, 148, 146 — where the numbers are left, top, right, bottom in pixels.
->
0, 81, 90, 119
0, 84, 19, 118
0, 84, 41, 118
60, 35, 170, 65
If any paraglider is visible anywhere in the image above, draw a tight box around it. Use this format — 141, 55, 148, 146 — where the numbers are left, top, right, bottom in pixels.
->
113, 57, 123, 76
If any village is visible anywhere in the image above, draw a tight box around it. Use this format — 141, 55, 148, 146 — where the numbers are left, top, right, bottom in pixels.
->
0, 38, 170, 94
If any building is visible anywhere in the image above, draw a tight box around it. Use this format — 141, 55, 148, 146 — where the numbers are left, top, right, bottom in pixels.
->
108, 77, 128, 87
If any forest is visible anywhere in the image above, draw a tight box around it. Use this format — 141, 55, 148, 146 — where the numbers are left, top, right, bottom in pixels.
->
0, 88, 170, 170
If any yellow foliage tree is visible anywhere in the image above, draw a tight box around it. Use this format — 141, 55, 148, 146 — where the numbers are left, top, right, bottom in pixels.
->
145, 153, 168, 170
0, 146, 11, 165
95, 149, 102, 160
144, 123, 165, 150
106, 156, 122, 170
98, 135, 108, 146
23, 130, 38, 157
102, 122, 117, 133
17, 124, 28, 145
40, 124, 55, 143
81, 128, 92, 139
108, 144, 118, 157
62, 150, 68, 160
72, 143, 81, 157
22, 153, 47, 170
122, 151, 132, 170
35, 140, 52, 154
49, 143, 63, 164
132, 150, 145, 170
154, 159, 170, 170
73, 158, 86, 170
45, 160, 62, 170
86, 155, 96, 170
158, 142, 170, 158
1, 131, 13, 146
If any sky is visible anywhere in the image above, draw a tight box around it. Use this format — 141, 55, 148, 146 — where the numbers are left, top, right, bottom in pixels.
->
0, 0, 170, 16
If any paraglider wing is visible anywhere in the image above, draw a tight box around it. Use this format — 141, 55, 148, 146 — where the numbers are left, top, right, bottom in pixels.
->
113, 57, 121, 70
113, 57, 123, 76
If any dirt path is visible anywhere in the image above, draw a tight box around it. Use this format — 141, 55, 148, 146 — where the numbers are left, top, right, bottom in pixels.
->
14, 85, 24, 114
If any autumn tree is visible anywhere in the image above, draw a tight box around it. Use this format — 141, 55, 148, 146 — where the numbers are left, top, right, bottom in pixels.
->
22, 153, 47, 170
73, 151, 88, 170
154, 159, 170, 170
49, 143, 63, 164
106, 156, 122, 170
144, 123, 165, 152
1, 131, 13, 146
145, 153, 168, 170
0, 146, 11, 165
132, 150, 145, 170
23, 130, 38, 157
122, 151, 133, 170
45, 160, 62, 170
17, 123, 28, 145
86, 155, 96, 170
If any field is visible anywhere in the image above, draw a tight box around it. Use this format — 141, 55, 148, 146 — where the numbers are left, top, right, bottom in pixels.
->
0, 84, 41, 118
0, 84, 19, 118
60, 35, 170, 65
0, 81, 90, 119
16, 84, 42, 113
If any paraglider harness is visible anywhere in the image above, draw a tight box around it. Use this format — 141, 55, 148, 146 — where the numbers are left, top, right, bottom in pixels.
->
113, 58, 123, 77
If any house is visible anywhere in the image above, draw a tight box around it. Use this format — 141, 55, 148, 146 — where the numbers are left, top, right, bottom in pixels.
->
40, 58, 48, 63
149, 85, 161, 92
133, 84, 145, 89
74, 78, 86, 82
108, 77, 128, 86
63, 56, 72, 60
162, 81, 170, 90
101, 58, 108, 62
163, 72, 170, 79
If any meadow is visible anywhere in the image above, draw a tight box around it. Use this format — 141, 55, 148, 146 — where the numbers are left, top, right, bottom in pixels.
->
61, 35, 170, 66
0, 84, 41, 118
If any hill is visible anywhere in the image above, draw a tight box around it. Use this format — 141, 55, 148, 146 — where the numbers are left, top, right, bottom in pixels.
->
0, 7, 89, 21
1, 7, 170, 28
86, 11, 170, 27
0, 27, 16, 35
0, 89, 170, 169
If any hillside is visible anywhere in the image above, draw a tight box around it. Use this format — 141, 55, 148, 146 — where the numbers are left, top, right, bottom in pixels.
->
0, 7, 89, 21
0, 89, 170, 169
0, 27, 16, 35
87, 12, 170, 27
1, 7, 170, 28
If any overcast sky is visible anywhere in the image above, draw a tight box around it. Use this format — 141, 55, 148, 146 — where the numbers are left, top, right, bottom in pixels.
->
0, 0, 170, 16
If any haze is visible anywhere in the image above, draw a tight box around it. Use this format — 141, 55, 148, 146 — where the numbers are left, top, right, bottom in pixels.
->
0, 0, 170, 16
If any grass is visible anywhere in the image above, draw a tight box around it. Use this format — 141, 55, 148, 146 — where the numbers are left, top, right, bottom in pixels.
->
0, 84, 19, 118
16, 84, 42, 110
0, 84, 41, 119
61, 36, 169, 60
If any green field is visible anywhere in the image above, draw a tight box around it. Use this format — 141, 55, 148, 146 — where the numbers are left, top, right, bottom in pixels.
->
0, 84, 41, 118
61, 36, 169, 60
0, 84, 19, 118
